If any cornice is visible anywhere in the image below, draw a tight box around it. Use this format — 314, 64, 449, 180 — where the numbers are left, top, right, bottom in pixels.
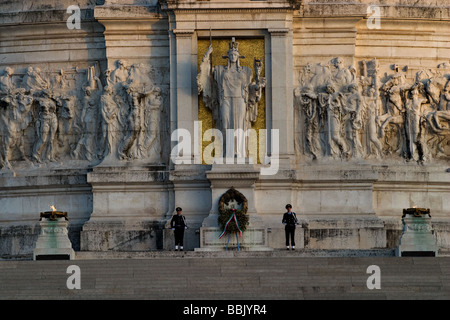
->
172, 28, 195, 34
297, 2, 450, 21
170, 8, 291, 14
159, 0, 297, 11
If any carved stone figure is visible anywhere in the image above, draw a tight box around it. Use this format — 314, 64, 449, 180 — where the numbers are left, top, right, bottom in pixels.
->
297, 85, 321, 159
300, 63, 332, 89
32, 91, 58, 163
247, 58, 266, 125
56, 96, 75, 149
198, 38, 264, 158
331, 57, 355, 90
51, 69, 67, 91
325, 84, 348, 158
439, 84, 450, 111
119, 86, 144, 160
343, 83, 365, 158
99, 86, 119, 161
72, 75, 102, 161
0, 67, 15, 93
296, 58, 362, 160
100, 60, 163, 163
377, 71, 409, 157
379, 74, 408, 134
21, 67, 49, 92
143, 86, 162, 162
111, 60, 128, 84
425, 77, 450, 157
104, 69, 114, 88
0, 67, 35, 169
0, 93, 34, 169
364, 88, 383, 157
404, 84, 429, 162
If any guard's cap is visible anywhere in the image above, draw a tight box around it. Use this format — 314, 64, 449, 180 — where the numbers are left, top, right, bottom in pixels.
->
285, 204, 292, 209
176, 207, 182, 212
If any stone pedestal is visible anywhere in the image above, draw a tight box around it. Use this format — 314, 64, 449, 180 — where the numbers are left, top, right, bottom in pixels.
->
305, 216, 386, 250
162, 164, 211, 251
396, 209, 439, 257
196, 163, 272, 251
33, 218, 75, 260
292, 164, 387, 250
198, 227, 270, 251
80, 165, 170, 251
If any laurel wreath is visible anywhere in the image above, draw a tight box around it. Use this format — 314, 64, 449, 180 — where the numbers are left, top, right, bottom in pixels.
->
217, 187, 249, 236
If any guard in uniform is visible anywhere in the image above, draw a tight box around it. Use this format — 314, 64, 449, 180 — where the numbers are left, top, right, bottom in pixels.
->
171, 207, 188, 251
282, 204, 299, 250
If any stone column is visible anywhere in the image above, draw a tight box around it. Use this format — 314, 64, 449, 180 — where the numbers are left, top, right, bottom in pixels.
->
164, 29, 210, 250
171, 29, 200, 165
197, 164, 271, 251
268, 28, 294, 169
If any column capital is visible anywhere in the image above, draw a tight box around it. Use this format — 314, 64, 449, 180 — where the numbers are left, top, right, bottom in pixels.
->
268, 28, 290, 35
172, 29, 195, 37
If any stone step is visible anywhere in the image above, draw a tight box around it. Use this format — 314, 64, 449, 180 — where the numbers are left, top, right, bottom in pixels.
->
74, 248, 397, 260
0, 254, 449, 300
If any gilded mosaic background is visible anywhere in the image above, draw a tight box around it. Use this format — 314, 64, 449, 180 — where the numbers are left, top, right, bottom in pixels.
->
197, 38, 266, 163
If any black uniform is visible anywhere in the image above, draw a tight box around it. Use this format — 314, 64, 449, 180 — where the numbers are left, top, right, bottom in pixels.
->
282, 211, 298, 247
171, 214, 187, 247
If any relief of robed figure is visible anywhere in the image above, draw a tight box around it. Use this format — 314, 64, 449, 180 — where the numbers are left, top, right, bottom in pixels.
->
197, 38, 265, 159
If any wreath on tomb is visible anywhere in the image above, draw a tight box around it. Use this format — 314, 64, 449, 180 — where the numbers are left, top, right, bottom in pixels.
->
218, 187, 249, 238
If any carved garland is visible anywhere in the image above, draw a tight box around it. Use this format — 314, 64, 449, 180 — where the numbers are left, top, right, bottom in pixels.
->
217, 187, 249, 237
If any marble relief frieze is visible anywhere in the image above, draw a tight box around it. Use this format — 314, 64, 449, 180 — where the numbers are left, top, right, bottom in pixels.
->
1, 55, 449, 172
0, 60, 164, 171
295, 59, 450, 163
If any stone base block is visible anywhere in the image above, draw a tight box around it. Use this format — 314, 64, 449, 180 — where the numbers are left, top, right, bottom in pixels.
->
80, 219, 163, 251
0, 224, 39, 259
432, 219, 450, 251
163, 227, 200, 251
304, 216, 386, 249
267, 227, 305, 249
196, 227, 272, 251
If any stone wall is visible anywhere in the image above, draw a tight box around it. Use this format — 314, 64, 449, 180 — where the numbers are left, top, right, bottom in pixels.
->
0, 0, 449, 257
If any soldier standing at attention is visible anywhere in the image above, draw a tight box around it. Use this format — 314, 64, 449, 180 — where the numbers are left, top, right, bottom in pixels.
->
282, 204, 299, 250
171, 207, 188, 251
